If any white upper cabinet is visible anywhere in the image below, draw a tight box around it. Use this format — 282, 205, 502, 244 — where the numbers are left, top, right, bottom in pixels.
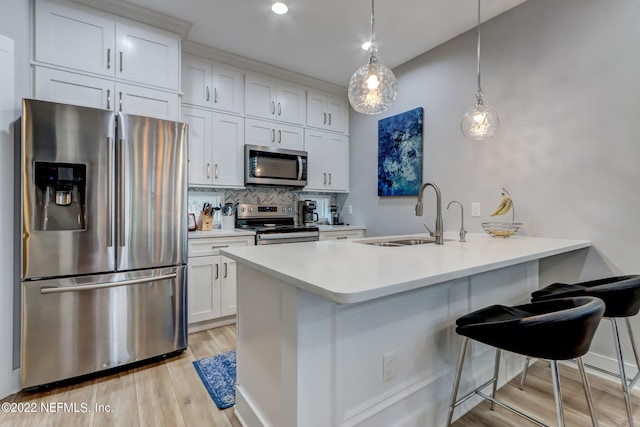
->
115, 22, 180, 90
304, 129, 349, 192
306, 91, 349, 134
34, 66, 179, 120
35, 0, 114, 77
182, 106, 245, 188
245, 118, 304, 151
182, 54, 244, 114
34, 0, 180, 91
245, 73, 306, 125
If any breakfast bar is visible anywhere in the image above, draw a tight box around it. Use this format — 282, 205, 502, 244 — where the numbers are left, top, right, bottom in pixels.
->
221, 233, 591, 427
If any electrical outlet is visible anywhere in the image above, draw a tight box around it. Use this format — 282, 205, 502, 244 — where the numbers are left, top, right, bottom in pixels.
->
383, 351, 395, 382
471, 202, 481, 217
348, 205, 353, 215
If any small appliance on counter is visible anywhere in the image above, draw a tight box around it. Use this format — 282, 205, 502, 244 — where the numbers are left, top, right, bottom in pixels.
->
298, 200, 319, 226
330, 205, 343, 225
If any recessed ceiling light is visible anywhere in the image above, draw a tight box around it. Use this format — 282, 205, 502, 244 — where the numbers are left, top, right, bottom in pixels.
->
271, 2, 288, 15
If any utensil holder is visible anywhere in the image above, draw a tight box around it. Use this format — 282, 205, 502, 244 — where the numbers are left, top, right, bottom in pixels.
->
198, 214, 213, 231
221, 216, 235, 230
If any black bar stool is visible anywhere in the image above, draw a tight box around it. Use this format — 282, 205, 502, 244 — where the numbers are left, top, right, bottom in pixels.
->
521, 275, 640, 426
446, 296, 605, 427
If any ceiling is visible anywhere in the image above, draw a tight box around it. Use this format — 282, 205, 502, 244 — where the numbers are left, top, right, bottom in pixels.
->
123, 0, 527, 88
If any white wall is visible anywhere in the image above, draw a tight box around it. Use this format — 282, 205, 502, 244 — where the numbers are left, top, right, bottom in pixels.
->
347, 0, 640, 375
1, 0, 31, 399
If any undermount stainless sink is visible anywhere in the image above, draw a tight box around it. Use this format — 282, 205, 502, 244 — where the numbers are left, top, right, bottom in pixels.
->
355, 237, 437, 247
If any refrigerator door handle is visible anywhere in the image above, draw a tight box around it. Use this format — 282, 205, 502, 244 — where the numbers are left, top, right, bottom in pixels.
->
107, 137, 114, 247
118, 138, 126, 247
40, 273, 177, 294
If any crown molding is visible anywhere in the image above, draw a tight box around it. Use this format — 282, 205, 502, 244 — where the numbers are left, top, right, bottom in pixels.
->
69, 0, 192, 37
182, 40, 347, 97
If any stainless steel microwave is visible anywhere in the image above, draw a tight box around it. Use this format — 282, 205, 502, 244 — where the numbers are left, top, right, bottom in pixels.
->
245, 144, 308, 187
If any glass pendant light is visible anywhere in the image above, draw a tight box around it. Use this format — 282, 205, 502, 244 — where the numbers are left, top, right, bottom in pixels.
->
461, 0, 499, 140
348, 0, 398, 115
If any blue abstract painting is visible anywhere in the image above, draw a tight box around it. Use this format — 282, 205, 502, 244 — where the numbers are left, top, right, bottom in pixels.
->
378, 107, 423, 196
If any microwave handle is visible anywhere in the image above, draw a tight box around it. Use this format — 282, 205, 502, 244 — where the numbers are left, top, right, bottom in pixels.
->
297, 156, 303, 180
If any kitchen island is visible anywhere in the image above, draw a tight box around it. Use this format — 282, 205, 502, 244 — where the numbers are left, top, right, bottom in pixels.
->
221, 233, 591, 427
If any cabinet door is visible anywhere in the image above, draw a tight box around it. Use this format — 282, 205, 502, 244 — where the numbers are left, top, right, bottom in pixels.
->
115, 82, 179, 120
303, 129, 326, 190
211, 112, 244, 187
115, 22, 180, 90
34, 67, 113, 110
220, 256, 237, 317
245, 74, 275, 120
35, 0, 115, 77
276, 83, 306, 125
277, 123, 304, 150
325, 134, 350, 192
245, 118, 275, 146
187, 256, 221, 323
182, 55, 212, 108
182, 107, 213, 186
211, 62, 244, 114
306, 91, 327, 129
326, 96, 349, 134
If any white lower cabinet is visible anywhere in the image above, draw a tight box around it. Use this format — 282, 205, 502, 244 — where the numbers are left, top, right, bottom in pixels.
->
319, 229, 365, 241
187, 235, 254, 327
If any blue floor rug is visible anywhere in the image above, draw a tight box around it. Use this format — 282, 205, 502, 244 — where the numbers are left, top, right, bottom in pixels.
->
193, 350, 236, 409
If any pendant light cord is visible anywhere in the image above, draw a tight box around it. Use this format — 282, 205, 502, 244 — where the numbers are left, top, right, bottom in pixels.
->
475, 0, 484, 105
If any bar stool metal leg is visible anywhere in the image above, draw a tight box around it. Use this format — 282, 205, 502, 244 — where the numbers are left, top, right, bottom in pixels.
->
490, 348, 502, 410
612, 318, 635, 427
626, 318, 640, 384
550, 360, 566, 427
577, 357, 599, 427
520, 356, 531, 390
447, 336, 469, 427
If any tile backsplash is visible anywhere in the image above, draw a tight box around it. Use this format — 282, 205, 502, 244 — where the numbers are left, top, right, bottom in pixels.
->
188, 187, 340, 218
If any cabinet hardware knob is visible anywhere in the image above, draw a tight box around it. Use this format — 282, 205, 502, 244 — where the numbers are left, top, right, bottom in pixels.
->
215, 163, 219, 179
323, 172, 327, 185
206, 86, 210, 102
214, 88, 218, 103
278, 130, 281, 143
271, 101, 275, 115
323, 112, 327, 124
328, 173, 332, 185
119, 92, 123, 112
107, 48, 111, 70
107, 89, 111, 110
328, 113, 332, 126
207, 163, 211, 179
119, 51, 123, 73
215, 263, 219, 279
223, 262, 228, 278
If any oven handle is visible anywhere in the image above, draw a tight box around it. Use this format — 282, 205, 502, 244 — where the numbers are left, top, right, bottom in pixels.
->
257, 231, 319, 241
40, 273, 177, 294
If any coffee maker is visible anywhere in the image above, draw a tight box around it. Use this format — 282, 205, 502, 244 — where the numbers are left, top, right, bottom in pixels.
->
330, 205, 342, 225
297, 200, 318, 226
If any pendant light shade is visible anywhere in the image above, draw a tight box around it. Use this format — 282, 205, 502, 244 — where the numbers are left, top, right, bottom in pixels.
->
461, 0, 499, 140
348, 0, 397, 115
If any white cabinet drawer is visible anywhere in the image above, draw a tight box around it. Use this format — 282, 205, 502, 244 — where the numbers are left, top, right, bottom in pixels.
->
188, 236, 253, 257
319, 230, 365, 241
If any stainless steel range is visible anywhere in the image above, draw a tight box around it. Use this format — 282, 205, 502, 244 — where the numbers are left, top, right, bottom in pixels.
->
236, 203, 319, 245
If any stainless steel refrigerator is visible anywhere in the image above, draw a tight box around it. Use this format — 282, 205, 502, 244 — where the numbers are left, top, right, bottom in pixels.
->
20, 99, 188, 389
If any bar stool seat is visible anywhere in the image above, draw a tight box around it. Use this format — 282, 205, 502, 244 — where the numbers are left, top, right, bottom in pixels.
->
447, 296, 605, 427
523, 275, 640, 427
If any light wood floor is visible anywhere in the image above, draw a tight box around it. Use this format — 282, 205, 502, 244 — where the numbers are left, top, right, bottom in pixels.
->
1, 324, 638, 426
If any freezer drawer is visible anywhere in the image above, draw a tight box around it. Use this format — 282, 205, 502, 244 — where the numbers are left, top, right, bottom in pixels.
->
21, 266, 187, 389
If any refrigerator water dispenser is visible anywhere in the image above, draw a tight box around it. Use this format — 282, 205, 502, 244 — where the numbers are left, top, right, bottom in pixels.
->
34, 162, 86, 231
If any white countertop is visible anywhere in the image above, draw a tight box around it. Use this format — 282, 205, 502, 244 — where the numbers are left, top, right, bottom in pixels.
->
318, 224, 366, 231
188, 228, 256, 239
221, 232, 591, 304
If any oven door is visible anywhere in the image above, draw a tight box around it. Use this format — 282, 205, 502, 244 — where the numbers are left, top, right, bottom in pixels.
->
256, 231, 319, 245
245, 144, 307, 187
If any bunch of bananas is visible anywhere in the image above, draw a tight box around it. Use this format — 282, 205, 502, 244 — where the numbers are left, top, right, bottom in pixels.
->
490, 190, 513, 217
